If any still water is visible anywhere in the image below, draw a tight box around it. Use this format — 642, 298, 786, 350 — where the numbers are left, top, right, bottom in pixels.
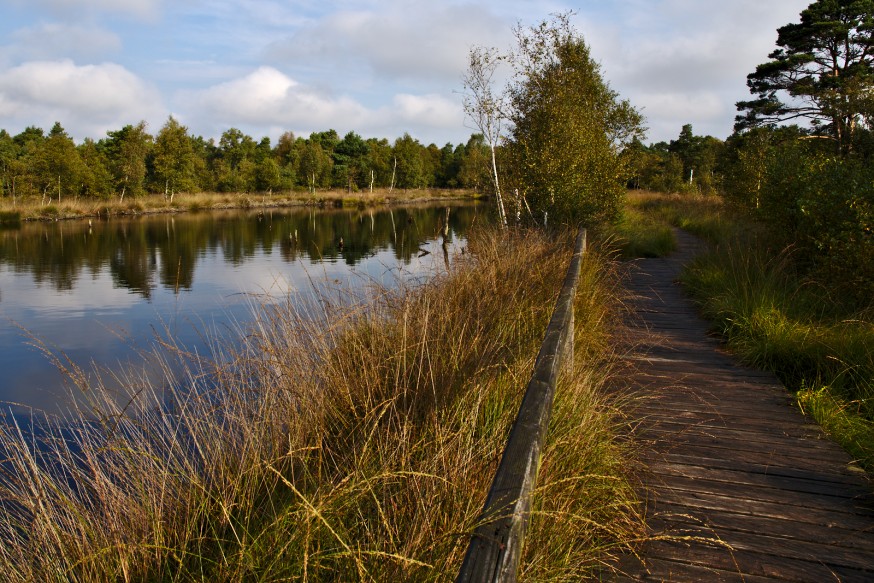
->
0, 203, 484, 415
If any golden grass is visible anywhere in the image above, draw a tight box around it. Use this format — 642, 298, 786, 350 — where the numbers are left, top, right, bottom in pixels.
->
0, 189, 482, 222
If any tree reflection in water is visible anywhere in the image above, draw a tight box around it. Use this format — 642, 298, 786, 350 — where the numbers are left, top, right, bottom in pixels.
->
0, 202, 485, 414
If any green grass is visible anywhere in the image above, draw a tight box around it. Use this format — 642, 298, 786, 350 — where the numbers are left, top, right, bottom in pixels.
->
607, 196, 676, 259
628, 191, 744, 244
635, 193, 874, 471
0, 226, 643, 581
798, 385, 874, 471
38, 204, 60, 218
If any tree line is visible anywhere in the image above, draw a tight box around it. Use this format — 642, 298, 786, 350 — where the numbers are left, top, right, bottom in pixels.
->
0, 120, 498, 203
627, 116, 872, 298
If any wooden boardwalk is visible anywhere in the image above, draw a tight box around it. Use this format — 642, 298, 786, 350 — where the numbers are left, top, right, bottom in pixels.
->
616, 230, 874, 582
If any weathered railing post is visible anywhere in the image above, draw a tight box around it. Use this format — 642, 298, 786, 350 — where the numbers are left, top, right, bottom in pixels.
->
457, 228, 587, 583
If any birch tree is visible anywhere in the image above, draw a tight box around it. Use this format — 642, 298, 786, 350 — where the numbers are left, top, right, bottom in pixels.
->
153, 116, 196, 200
463, 46, 508, 228
504, 13, 644, 225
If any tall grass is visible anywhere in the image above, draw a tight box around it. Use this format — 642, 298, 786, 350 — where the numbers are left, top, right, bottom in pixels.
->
0, 226, 641, 580
627, 190, 744, 245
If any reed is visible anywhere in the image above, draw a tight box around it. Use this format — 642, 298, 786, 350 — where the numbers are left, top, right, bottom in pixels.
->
0, 226, 642, 580
0, 189, 481, 222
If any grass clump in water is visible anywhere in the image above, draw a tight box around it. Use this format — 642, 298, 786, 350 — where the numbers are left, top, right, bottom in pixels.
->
0, 211, 21, 226
0, 226, 642, 581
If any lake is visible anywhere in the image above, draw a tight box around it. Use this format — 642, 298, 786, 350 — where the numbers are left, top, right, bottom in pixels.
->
0, 202, 485, 416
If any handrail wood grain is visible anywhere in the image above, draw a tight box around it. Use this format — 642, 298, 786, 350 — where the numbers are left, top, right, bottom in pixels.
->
457, 228, 587, 583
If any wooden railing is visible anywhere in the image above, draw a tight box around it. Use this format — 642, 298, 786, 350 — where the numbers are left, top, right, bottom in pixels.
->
457, 228, 588, 583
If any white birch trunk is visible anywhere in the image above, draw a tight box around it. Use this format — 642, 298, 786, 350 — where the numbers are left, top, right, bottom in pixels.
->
490, 145, 507, 228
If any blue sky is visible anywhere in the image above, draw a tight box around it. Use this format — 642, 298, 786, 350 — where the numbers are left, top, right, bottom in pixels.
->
0, 0, 811, 146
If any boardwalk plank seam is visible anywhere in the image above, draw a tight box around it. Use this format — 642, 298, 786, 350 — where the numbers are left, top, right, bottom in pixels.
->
616, 229, 874, 582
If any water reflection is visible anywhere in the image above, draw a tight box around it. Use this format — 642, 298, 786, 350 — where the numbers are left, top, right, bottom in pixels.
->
1, 204, 479, 299
0, 203, 484, 414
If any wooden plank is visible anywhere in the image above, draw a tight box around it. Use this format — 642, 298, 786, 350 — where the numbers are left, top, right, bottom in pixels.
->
650, 502, 874, 552
636, 414, 828, 440
636, 541, 872, 582
652, 477, 874, 531
630, 395, 805, 419
648, 460, 874, 500
658, 451, 870, 485
615, 228, 874, 581
645, 516, 874, 573
650, 473, 874, 518
632, 408, 824, 433
636, 426, 846, 460
619, 556, 787, 582
639, 426, 839, 455
656, 446, 868, 481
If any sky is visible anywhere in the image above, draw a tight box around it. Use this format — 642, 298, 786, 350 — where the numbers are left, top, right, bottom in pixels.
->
0, 0, 813, 147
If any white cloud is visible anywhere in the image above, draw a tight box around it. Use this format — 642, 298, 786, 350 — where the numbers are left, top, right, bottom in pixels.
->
265, 2, 509, 84
14, 0, 161, 20
0, 60, 165, 139
6, 23, 122, 61
637, 92, 726, 142
577, 0, 812, 141
183, 66, 368, 129
392, 93, 462, 128
180, 66, 463, 141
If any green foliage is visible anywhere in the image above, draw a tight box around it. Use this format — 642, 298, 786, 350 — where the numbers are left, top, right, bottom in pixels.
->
332, 130, 369, 189
504, 14, 644, 226
392, 133, 425, 189
793, 156, 873, 291
626, 125, 724, 195
721, 127, 873, 302
152, 116, 197, 195
39, 204, 60, 218
297, 136, 333, 190
457, 134, 491, 191
736, 0, 874, 154
29, 123, 88, 203
104, 122, 150, 199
